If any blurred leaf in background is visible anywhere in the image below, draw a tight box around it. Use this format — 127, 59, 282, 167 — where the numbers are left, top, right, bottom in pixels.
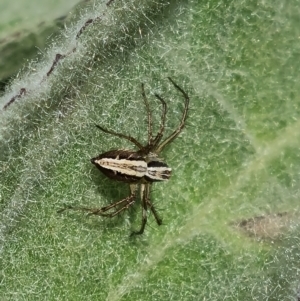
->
0, 0, 83, 91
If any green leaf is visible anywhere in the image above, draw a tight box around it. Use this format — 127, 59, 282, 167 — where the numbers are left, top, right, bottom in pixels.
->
1, 0, 300, 299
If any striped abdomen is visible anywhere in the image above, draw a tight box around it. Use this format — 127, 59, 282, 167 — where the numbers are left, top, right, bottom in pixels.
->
91, 150, 171, 183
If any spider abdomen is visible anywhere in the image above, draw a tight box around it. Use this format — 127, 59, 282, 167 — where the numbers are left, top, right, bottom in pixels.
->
91, 150, 146, 183
91, 149, 172, 183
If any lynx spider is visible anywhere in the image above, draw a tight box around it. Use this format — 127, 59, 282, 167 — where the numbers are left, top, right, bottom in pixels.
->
59, 77, 189, 236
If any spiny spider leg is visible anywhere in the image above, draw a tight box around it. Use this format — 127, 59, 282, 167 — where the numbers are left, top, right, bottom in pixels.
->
90, 195, 135, 217
90, 195, 136, 218
146, 197, 162, 226
155, 77, 189, 153
130, 184, 149, 236
96, 184, 137, 213
141, 83, 153, 144
95, 124, 143, 149
58, 184, 137, 218
150, 93, 167, 150
57, 197, 134, 218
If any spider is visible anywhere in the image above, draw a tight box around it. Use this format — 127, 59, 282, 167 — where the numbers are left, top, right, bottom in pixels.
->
59, 77, 189, 236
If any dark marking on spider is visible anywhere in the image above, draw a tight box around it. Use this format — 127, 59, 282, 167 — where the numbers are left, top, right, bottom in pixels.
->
59, 77, 189, 236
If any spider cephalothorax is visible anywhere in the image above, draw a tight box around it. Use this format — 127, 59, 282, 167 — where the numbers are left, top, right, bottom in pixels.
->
60, 77, 189, 235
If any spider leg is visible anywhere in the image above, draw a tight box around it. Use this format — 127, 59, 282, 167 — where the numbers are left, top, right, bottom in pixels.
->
141, 83, 153, 144
88, 194, 136, 217
150, 93, 167, 149
130, 183, 150, 236
95, 124, 143, 149
155, 77, 189, 154
58, 184, 137, 218
146, 198, 162, 226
